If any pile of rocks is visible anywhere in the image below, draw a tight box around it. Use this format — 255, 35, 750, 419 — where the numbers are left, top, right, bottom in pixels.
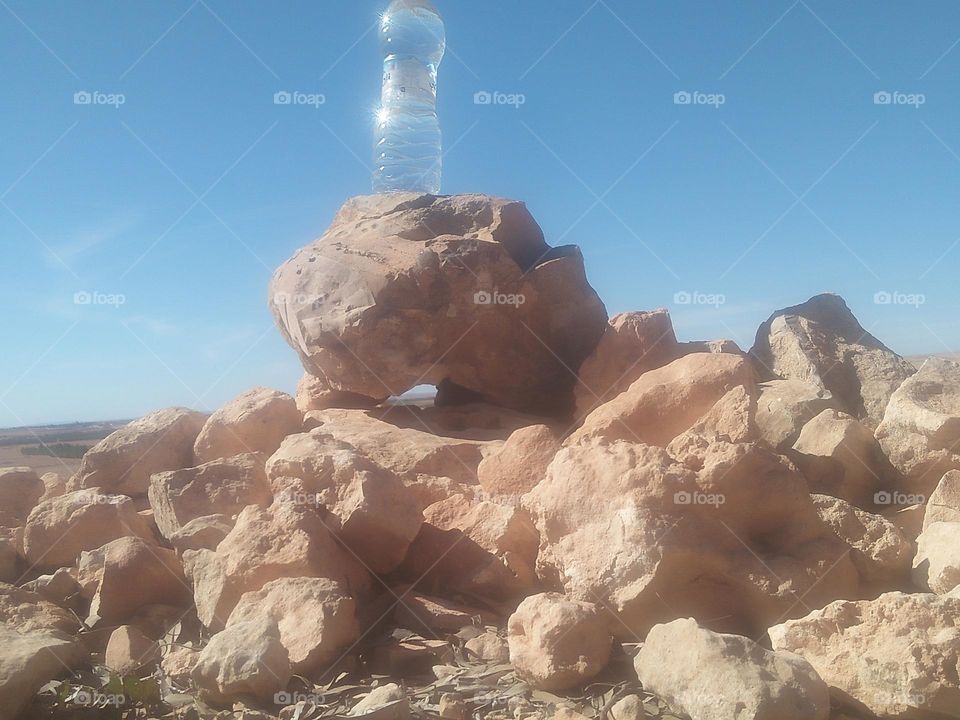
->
3, 193, 960, 720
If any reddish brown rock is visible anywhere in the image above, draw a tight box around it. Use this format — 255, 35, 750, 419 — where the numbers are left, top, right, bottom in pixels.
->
477, 424, 559, 498
296, 373, 382, 413
105, 625, 160, 676
194, 388, 302, 464
0, 467, 44, 522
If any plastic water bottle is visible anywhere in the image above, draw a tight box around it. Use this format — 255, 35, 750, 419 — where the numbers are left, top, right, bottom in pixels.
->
373, 0, 445, 194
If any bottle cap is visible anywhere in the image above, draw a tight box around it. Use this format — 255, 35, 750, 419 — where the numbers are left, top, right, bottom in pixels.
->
389, 0, 440, 12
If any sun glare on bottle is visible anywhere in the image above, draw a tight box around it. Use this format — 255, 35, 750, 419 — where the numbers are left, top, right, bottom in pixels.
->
375, 107, 391, 126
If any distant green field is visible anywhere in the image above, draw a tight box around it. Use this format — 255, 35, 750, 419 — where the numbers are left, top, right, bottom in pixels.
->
20, 443, 90, 460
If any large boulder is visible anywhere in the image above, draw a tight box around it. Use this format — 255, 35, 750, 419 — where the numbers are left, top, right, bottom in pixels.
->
876, 357, 960, 497
23, 488, 154, 571
0, 467, 44, 522
226, 577, 358, 675
524, 437, 859, 638
790, 409, 893, 506
924, 470, 960, 529
769, 592, 960, 718
913, 522, 960, 594
71, 408, 207, 496
269, 193, 608, 417
569, 353, 755, 447
755, 379, 838, 450
750, 294, 914, 429
634, 618, 830, 720
0, 583, 79, 634
295, 372, 381, 413
0, 627, 86, 718
104, 625, 160, 676
573, 310, 680, 418
193, 388, 302, 464
267, 431, 423, 574
148, 453, 272, 541
477, 424, 559, 498
507, 593, 612, 691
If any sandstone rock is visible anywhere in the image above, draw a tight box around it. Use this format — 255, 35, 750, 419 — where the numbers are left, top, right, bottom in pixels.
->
463, 630, 509, 663
924, 470, 960, 530
0, 526, 21, 583
634, 618, 830, 720
227, 577, 358, 675
192, 619, 290, 707
750, 294, 914, 428
349, 683, 409, 718
148, 453, 272, 541
0, 582, 79, 634
296, 373, 382, 413
23, 488, 154, 570
679, 338, 743, 356
607, 695, 646, 720
666, 385, 757, 468
812, 495, 911, 592
913, 521, 960, 594
184, 504, 368, 631
0, 627, 86, 718
769, 592, 960, 718
755, 379, 838, 449
105, 625, 160, 676
507, 593, 611, 691
876, 358, 960, 497
168, 514, 234, 552
21, 568, 81, 609
71, 407, 207, 496
524, 438, 859, 638
477, 424, 558, 498
569, 353, 755, 447
39, 472, 67, 502
269, 193, 608, 417
0, 467, 44, 522
161, 644, 199, 686
269, 431, 423, 574
791, 410, 892, 506
194, 388, 302, 464
79, 536, 190, 625
573, 310, 680, 418
393, 593, 485, 634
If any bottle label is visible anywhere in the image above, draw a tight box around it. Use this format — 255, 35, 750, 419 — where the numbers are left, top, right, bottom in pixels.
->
381, 58, 437, 108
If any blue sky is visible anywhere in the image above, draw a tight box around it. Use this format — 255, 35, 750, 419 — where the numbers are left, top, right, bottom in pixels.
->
1, 0, 959, 427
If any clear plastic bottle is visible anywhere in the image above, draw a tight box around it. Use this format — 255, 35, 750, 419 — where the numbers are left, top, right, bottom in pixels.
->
373, 0, 445, 194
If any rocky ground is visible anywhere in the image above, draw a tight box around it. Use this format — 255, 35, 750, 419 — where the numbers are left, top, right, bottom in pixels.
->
2, 193, 960, 720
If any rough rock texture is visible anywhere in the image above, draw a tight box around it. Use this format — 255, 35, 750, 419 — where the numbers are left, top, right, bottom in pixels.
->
477, 424, 559, 498
70, 407, 207, 497
0, 467, 44, 522
226, 577, 358, 675
924, 470, 960, 530
0, 583, 79, 634
750, 294, 914, 429
78, 536, 190, 625
812, 495, 911, 592
192, 619, 290, 707
876, 358, 960, 497
296, 373, 381, 413
524, 437, 859, 638
148, 453, 272, 541
569, 353, 756, 447
573, 310, 680, 418
23, 488, 154, 570
914, 522, 960, 594
268, 431, 423, 574
161, 644, 199, 686
791, 410, 893, 506
634, 618, 830, 720
269, 193, 608, 416
349, 683, 409, 718
769, 592, 960, 718
0, 627, 86, 718
105, 624, 160, 675
507, 593, 611, 691
194, 388, 302, 464
756, 379, 838, 450
183, 503, 368, 631
168, 514, 234, 552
